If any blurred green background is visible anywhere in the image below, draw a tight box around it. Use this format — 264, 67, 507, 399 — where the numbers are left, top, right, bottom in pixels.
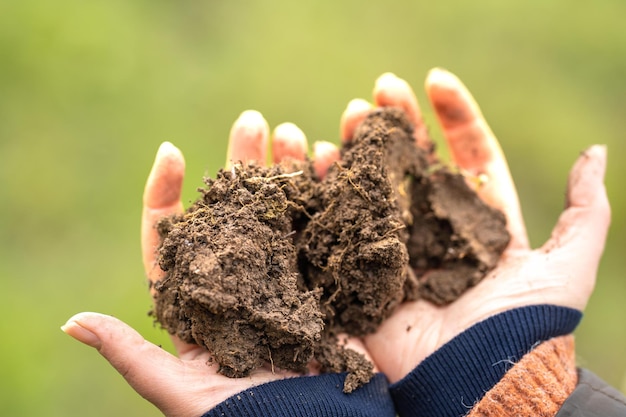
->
1, 0, 625, 415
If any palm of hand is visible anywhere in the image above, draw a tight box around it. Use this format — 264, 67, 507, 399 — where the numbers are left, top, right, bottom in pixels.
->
366, 247, 595, 382
161, 346, 296, 416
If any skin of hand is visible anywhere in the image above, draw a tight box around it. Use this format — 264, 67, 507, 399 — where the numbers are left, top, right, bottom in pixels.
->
61, 111, 349, 417
329, 69, 611, 383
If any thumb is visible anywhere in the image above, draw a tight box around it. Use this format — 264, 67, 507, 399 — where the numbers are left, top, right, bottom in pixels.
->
541, 145, 611, 307
61, 312, 188, 414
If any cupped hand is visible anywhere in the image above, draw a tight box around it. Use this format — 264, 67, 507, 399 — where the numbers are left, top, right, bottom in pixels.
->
62, 111, 344, 417
330, 69, 610, 383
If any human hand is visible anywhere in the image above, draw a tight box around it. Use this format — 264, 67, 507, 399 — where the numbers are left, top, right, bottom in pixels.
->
330, 69, 610, 383
62, 112, 343, 417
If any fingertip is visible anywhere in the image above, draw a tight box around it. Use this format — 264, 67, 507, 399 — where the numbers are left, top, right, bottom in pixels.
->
272, 122, 308, 163
586, 144, 607, 165
144, 142, 185, 208
313, 140, 340, 160
425, 68, 476, 129
63, 311, 115, 332
374, 73, 400, 98
373, 72, 428, 147
567, 145, 609, 209
63, 311, 102, 325
62, 312, 104, 349
425, 67, 463, 103
346, 98, 373, 112
425, 67, 498, 170
156, 141, 184, 162
227, 110, 270, 166
373, 73, 420, 121
425, 67, 458, 89
340, 98, 372, 142
312, 141, 340, 180
586, 145, 608, 177
237, 109, 268, 128
374, 72, 401, 92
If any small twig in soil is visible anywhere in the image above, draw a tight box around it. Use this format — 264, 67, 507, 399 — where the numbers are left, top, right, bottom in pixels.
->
346, 174, 371, 202
281, 230, 296, 239
268, 346, 275, 374
244, 170, 304, 183
333, 163, 371, 202
383, 223, 407, 237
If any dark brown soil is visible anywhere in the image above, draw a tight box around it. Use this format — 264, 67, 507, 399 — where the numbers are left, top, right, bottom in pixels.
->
151, 108, 510, 392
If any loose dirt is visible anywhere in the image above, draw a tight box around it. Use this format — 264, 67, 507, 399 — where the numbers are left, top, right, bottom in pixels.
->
151, 108, 510, 392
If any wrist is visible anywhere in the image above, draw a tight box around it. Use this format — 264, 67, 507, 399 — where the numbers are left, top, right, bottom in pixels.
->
389, 305, 581, 417
202, 373, 396, 417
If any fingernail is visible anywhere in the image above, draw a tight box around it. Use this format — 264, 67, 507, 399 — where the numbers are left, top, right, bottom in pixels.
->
376, 72, 405, 89
378, 72, 398, 81
272, 123, 307, 163
62, 319, 101, 349
313, 141, 340, 180
341, 99, 372, 142
375, 73, 403, 93
586, 144, 607, 163
313, 141, 339, 158
273, 122, 306, 144
236, 110, 267, 128
231, 110, 269, 145
578, 144, 607, 179
426, 67, 458, 89
428, 67, 450, 76
156, 141, 183, 161
345, 98, 372, 114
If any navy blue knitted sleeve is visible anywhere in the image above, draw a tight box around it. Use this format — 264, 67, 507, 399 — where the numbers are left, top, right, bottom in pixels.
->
201, 372, 395, 417
390, 305, 582, 417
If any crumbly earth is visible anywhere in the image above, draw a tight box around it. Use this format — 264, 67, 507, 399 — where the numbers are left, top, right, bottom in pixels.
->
154, 162, 324, 377
151, 108, 510, 392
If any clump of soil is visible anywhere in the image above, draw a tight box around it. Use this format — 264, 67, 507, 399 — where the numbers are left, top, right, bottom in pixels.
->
154, 162, 324, 377
151, 108, 510, 392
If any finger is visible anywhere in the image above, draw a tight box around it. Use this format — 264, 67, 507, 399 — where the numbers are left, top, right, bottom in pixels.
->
373, 73, 430, 149
425, 68, 529, 251
312, 141, 340, 180
340, 98, 373, 143
225, 110, 269, 167
61, 312, 204, 417
272, 122, 308, 163
141, 143, 196, 355
141, 142, 185, 284
541, 146, 610, 307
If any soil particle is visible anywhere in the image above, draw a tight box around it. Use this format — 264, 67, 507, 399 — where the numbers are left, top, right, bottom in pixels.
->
151, 107, 510, 392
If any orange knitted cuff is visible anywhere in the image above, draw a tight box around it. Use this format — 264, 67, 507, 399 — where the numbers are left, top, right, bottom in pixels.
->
466, 335, 577, 417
